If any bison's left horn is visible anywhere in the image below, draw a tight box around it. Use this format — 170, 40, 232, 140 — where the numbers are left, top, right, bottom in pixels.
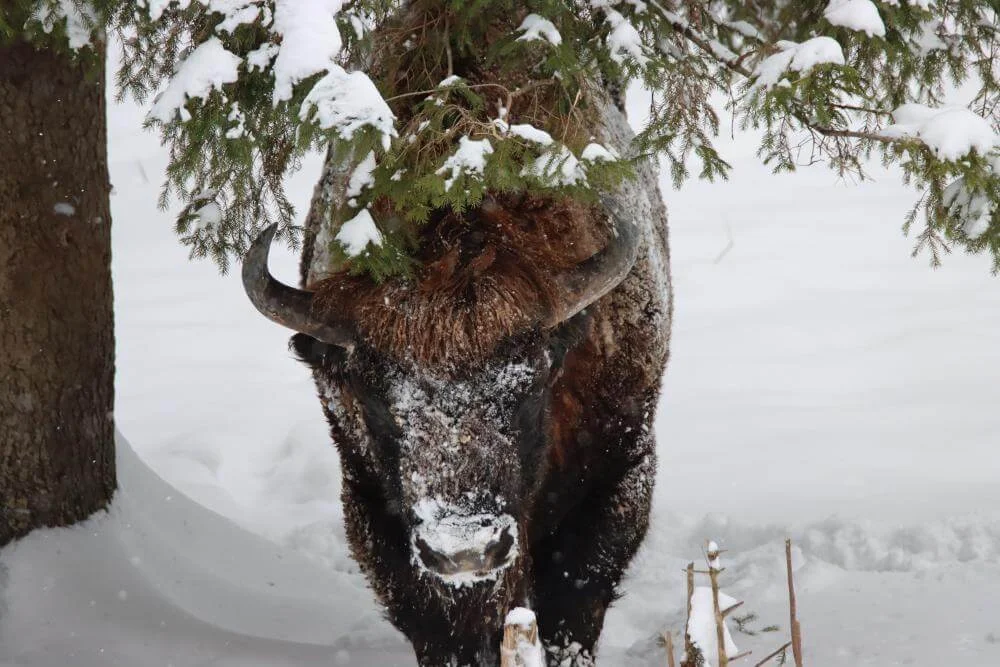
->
242, 224, 356, 348
541, 194, 640, 328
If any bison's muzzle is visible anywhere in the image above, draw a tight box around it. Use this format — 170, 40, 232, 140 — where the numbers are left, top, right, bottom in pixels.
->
411, 496, 518, 584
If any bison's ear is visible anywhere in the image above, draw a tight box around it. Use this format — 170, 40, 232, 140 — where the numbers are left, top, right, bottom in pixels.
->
290, 333, 347, 368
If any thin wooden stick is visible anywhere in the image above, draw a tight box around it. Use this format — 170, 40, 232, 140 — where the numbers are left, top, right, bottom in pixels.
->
686, 562, 694, 621
722, 600, 744, 618
753, 641, 792, 667
708, 544, 728, 667
785, 539, 803, 667
682, 562, 696, 667
709, 574, 728, 667
665, 631, 676, 667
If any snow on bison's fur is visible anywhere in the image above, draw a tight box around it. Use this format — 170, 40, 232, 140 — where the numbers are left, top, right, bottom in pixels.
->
242, 90, 671, 667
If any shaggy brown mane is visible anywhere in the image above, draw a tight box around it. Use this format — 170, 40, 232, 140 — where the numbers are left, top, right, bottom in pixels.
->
311, 193, 610, 367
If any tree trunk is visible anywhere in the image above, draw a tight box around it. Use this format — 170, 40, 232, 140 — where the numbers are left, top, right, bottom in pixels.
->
0, 38, 115, 546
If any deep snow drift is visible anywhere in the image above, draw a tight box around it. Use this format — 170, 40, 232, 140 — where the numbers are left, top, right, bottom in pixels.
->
2, 85, 1000, 666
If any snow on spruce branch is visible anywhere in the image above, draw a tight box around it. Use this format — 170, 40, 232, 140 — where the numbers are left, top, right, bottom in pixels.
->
144, 0, 394, 148
30, 0, 99, 49
751, 38, 845, 91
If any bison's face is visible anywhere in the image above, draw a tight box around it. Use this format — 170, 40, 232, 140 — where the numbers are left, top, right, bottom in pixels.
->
292, 332, 566, 586
242, 196, 637, 589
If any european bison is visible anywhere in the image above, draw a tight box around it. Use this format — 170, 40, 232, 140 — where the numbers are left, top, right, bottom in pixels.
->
242, 43, 671, 667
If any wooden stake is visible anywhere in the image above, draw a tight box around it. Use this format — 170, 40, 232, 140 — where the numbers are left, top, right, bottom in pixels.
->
682, 562, 696, 667
501, 614, 539, 667
708, 554, 728, 667
664, 631, 676, 667
686, 562, 694, 620
785, 539, 803, 667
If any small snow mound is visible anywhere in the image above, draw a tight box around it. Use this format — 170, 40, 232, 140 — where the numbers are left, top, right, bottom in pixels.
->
346, 151, 378, 201
494, 120, 555, 146
33, 0, 96, 50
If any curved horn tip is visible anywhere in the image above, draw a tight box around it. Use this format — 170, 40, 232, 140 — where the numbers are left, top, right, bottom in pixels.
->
242, 224, 279, 287
239, 223, 356, 349
253, 223, 281, 254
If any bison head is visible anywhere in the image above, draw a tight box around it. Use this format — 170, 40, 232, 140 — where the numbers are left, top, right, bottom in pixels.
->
242, 195, 637, 589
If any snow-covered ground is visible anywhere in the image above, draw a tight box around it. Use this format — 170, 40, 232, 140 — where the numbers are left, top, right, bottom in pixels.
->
3, 82, 1000, 666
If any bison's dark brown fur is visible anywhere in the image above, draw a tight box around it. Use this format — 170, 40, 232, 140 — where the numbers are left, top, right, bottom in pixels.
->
311, 194, 610, 368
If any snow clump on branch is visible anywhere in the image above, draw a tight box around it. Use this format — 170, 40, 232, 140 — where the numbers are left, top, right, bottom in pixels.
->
144, 0, 395, 146
31, 0, 98, 49
752, 37, 846, 90
824, 0, 886, 38
436, 137, 494, 192
885, 104, 999, 161
150, 38, 242, 122
516, 14, 562, 46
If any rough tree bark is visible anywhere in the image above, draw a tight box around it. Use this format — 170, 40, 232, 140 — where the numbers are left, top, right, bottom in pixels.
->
0, 37, 115, 547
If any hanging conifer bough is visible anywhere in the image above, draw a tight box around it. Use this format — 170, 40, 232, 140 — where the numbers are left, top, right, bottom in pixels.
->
108, 0, 1000, 273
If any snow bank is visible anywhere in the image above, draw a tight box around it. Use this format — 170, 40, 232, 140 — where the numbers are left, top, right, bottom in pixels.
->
0, 432, 399, 667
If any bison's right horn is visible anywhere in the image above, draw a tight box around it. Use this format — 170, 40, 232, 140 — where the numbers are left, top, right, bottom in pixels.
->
242, 224, 356, 348
541, 193, 640, 328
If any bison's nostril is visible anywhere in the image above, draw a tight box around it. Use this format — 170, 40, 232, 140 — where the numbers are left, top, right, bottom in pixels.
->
415, 536, 453, 573
483, 527, 515, 569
